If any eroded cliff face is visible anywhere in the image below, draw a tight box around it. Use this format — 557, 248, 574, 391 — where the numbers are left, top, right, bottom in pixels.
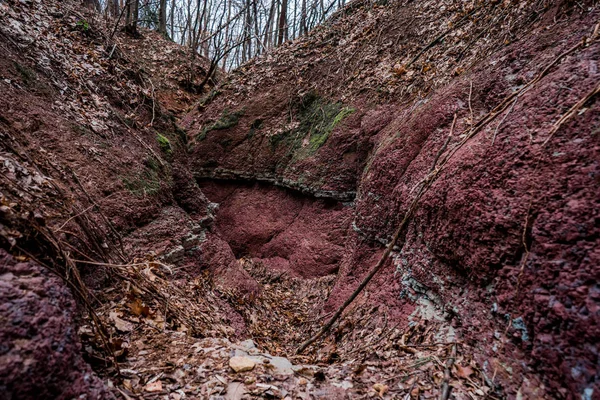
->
198, 180, 353, 278
1, 0, 599, 397
183, 0, 600, 396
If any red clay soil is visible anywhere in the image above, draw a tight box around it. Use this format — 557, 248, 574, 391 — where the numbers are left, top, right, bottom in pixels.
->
198, 180, 353, 278
184, 1, 600, 397
0, 0, 599, 398
0, 249, 115, 399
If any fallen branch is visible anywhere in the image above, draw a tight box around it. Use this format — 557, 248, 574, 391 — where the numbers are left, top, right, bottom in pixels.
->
491, 96, 518, 146
542, 79, 600, 146
74, 258, 213, 336
70, 170, 126, 260
440, 343, 457, 400
145, 76, 157, 127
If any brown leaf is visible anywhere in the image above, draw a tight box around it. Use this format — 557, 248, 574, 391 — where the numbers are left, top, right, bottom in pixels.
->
225, 382, 246, 400
144, 380, 162, 392
109, 311, 135, 332
455, 364, 474, 379
373, 383, 388, 397
128, 298, 151, 317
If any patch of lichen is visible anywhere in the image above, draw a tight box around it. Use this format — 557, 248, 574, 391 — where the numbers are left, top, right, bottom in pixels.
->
197, 109, 244, 140
272, 92, 354, 159
156, 133, 172, 155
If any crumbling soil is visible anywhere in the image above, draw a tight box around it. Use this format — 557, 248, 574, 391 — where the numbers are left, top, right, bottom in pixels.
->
0, 0, 599, 398
198, 180, 353, 278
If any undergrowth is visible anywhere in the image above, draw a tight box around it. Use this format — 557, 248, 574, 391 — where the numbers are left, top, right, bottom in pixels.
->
197, 109, 244, 140
270, 92, 354, 159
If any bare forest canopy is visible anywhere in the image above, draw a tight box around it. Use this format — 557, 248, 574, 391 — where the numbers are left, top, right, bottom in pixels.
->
87, 0, 345, 70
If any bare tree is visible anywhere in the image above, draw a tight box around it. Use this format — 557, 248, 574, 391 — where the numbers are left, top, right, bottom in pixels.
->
277, 0, 287, 46
83, 0, 101, 11
97, 0, 342, 70
158, 0, 168, 37
124, 0, 139, 35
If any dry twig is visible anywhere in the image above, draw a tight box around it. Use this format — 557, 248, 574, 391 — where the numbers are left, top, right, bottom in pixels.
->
440, 343, 457, 400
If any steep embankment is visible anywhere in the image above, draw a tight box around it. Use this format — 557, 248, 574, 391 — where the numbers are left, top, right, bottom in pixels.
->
184, 0, 600, 397
1, 0, 599, 398
0, 0, 256, 397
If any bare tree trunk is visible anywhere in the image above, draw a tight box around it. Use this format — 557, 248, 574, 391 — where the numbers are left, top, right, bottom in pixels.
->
202, 1, 211, 57
264, 0, 276, 49
169, 0, 175, 39
158, 0, 168, 37
300, 0, 306, 35
82, 0, 101, 12
125, 0, 139, 35
245, 0, 253, 61
221, 0, 232, 68
125, 0, 131, 29
107, 0, 119, 16
277, 0, 288, 46
253, 0, 261, 56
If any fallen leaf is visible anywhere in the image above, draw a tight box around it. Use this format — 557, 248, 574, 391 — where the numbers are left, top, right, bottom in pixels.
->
128, 298, 150, 317
144, 380, 162, 392
225, 382, 246, 400
456, 364, 474, 379
373, 383, 388, 397
109, 312, 135, 332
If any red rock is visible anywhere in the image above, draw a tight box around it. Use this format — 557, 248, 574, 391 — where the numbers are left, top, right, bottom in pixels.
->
0, 250, 113, 399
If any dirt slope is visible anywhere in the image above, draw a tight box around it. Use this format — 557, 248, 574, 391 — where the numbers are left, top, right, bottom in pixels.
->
184, 0, 600, 397
0, 0, 254, 397
0, 0, 598, 398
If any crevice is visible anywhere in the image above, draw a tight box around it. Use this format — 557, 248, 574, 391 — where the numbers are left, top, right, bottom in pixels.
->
197, 178, 352, 278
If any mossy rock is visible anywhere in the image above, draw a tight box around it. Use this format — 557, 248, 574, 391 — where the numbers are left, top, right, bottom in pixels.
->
271, 92, 354, 159
197, 109, 244, 140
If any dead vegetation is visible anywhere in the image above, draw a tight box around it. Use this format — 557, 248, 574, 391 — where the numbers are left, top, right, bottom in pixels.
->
81, 257, 503, 398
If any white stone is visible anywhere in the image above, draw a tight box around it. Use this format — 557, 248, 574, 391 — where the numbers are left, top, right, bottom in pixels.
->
229, 356, 256, 373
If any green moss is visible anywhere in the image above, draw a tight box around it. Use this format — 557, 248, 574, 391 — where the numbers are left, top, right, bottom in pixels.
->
156, 133, 172, 154
197, 109, 244, 140
121, 157, 164, 197
272, 92, 354, 159
307, 106, 354, 152
75, 19, 90, 31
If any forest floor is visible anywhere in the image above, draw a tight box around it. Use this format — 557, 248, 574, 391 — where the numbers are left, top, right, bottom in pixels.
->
90, 258, 501, 399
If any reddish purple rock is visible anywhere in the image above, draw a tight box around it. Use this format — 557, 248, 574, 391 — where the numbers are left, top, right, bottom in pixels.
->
0, 249, 113, 399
